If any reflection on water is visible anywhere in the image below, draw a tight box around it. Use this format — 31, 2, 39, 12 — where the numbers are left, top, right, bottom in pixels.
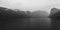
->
2, 17, 59, 30
30, 18, 51, 30
51, 19, 60, 30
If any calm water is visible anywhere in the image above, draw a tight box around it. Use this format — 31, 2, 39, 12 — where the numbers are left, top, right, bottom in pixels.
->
1, 17, 60, 30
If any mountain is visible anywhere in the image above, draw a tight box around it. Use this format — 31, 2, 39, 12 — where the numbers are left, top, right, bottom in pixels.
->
31, 10, 49, 18
0, 7, 32, 20
0, 7, 49, 18
49, 8, 60, 19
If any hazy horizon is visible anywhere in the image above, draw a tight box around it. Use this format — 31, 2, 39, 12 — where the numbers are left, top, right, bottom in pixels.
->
0, 0, 60, 14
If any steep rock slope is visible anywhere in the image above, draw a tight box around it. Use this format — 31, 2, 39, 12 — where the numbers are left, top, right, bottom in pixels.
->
49, 8, 60, 18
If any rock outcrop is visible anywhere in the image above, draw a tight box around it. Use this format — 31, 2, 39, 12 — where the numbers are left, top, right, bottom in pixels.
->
49, 8, 60, 18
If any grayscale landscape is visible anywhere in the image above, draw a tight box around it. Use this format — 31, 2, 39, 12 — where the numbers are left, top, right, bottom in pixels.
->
0, 0, 60, 30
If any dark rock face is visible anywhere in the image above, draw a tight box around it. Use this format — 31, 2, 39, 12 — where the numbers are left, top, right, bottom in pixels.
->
0, 7, 32, 21
49, 8, 60, 19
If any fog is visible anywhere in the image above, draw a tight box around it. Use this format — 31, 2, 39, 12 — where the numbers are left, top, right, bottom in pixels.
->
0, 0, 60, 14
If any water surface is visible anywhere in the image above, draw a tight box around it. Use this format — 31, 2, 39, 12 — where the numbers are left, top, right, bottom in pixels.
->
1, 17, 60, 30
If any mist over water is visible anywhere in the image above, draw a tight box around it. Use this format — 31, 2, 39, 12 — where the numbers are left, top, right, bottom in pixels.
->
0, 7, 52, 30
0, 0, 60, 30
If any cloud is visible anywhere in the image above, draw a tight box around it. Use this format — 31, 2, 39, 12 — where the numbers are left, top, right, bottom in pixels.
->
0, 0, 52, 13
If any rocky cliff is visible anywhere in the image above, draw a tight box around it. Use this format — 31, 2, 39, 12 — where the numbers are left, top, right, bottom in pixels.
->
49, 8, 60, 18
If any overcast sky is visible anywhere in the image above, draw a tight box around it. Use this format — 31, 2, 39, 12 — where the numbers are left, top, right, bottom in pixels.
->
0, 0, 60, 14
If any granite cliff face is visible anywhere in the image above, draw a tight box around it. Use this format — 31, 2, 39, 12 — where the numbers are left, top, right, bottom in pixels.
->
49, 8, 60, 18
